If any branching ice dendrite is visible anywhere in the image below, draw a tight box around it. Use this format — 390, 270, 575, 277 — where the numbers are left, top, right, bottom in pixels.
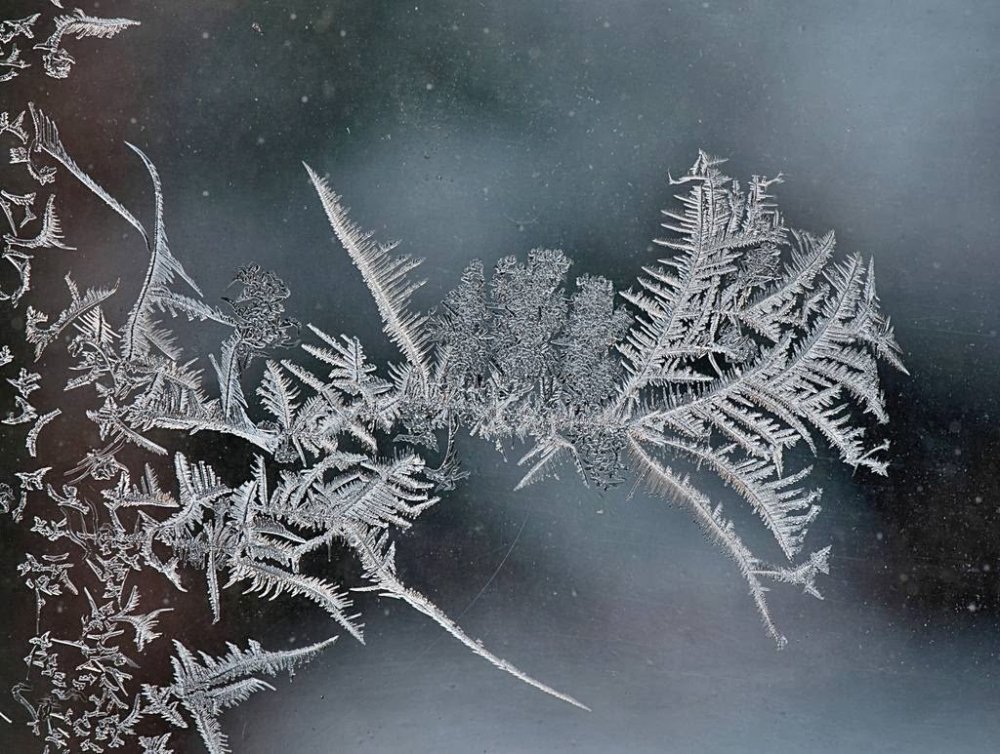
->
0, 15, 904, 749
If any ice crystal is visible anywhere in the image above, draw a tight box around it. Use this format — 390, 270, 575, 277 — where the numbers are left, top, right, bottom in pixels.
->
0, 7, 904, 752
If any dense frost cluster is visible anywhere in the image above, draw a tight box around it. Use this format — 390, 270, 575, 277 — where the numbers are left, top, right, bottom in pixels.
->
0, 7, 903, 753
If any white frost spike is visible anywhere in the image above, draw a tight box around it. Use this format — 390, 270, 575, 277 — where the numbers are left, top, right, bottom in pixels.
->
256, 360, 300, 428
25, 274, 118, 360
113, 587, 173, 651
0, 111, 27, 142
755, 545, 832, 599
0, 15, 39, 46
26, 408, 60, 457
226, 560, 364, 643
121, 142, 202, 361
0, 189, 37, 233
347, 524, 590, 710
164, 637, 336, 754
29, 104, 147, 239
304, 163, 432, 385
2, 396, 35, 425
35, 9, 139, 79
3, 194, 73, 251
138, 734, 173, 754
209, 333, 252, 427
0, 52, 29, 85
12, 467, 50, 523
7, 368, 40, 397
628, 437, 788, 647
41, 8, 138, 45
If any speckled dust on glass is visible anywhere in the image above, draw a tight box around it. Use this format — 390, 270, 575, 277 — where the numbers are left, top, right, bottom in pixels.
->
0, 7, 905, 754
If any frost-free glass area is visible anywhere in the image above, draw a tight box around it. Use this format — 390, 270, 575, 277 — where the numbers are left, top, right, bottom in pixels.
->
1, 2, 997, 752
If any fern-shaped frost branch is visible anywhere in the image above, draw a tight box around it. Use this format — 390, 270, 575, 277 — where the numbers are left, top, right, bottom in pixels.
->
304, 163, 432, 384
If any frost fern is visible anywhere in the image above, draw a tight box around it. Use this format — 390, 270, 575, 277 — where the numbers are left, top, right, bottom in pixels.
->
0, 8, 903, 751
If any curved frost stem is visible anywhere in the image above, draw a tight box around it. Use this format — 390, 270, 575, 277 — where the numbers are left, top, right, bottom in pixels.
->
640, 431, 820, 560
387, 579, 591, 711
29, 104, 147, 241
121, 143, 201, 361
627, 433, 787, 648
346, 525, 590, 711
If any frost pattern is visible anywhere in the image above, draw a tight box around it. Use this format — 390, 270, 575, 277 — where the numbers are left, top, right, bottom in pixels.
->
0, 7, 137, 82
1, 10, 904, 753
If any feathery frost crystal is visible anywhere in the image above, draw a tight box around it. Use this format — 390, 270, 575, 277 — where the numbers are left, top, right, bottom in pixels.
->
0, 7, 904, 752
